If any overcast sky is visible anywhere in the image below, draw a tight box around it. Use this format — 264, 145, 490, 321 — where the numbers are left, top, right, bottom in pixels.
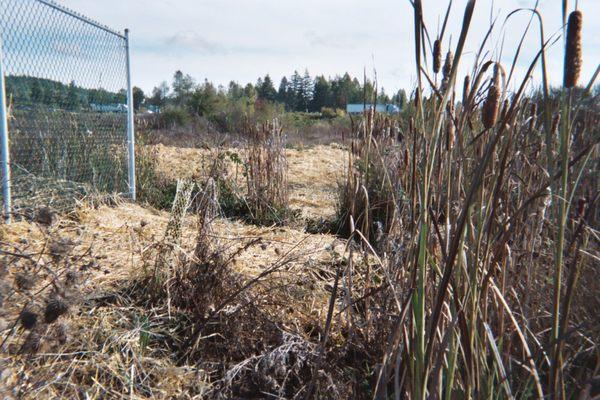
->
60, 0, 599, 95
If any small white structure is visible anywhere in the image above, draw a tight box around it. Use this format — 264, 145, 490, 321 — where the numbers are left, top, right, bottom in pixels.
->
346, 103, 400, 114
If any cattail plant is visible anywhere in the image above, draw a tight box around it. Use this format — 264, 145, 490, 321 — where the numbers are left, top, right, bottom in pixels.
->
334, 1, 597, 399
529, 102, 538, 131
564, 10, 582, 88
482, 65, 501, 129
433, 39, 442, 74
551, 113, 561, 139
462, 74, 470, 106
441, 50, 454, 92
551, 10, 584, 396
337, 113, 401, 241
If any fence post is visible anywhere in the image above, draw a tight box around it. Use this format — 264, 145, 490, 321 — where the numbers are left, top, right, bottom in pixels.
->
0, 37, 11, 223
125, 29, 136, 201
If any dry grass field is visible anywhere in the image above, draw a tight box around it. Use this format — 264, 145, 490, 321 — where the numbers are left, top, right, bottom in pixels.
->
151, 143, 348, 220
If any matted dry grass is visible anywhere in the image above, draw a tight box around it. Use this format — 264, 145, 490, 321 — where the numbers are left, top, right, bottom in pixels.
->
0, 201, 355, 399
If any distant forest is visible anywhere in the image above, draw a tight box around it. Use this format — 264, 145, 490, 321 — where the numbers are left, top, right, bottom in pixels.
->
4, 70, 410, 118
144, 70, 409, 115
5, 75, 126, 110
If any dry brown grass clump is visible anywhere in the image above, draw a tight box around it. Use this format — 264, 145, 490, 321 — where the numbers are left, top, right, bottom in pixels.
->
337, 113, 404, 243
136, 181, 371, 398
244, 118, 291, 225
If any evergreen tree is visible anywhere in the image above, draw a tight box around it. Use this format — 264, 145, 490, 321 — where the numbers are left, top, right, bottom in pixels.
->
257, 74, 277, 102
277, 76, 297, 110
228, 81, 244, 100
277, 77, 289, 105
300, 70, 313, 111
310, 75, 331, 112
189, 79, 220, 116
362, 79, 376, 103
377, 87, 390, 104
290, 71, 303, 111
399, 89, 407, 109
331, 73, 356, 108
172, 70, 195, 106
244, 83, 257, 107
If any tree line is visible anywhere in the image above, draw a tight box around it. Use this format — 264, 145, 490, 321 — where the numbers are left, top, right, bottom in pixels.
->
144, 70, 409, 115
5, 75, 127, 110
4, 70, 411, 122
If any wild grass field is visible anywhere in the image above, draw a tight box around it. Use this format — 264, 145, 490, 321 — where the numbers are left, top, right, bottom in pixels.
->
0, 1, 599, 399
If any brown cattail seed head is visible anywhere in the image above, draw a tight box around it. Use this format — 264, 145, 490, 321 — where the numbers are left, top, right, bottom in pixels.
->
483, 86, 500, 129
529, 103, 538, 131
482, 66, 501, 129
551, 113, 561, 136
441, 51, 454, 92
530, 102, 537, 117
492, 64, 501, 87
576, 197, 586, 219
564, 10, 582, 88
433, 40, 442, 74
462, 75, 471, 106
443, 51, 454, 79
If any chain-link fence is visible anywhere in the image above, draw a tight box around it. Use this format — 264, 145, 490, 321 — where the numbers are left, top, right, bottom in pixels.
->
0, 0, 135, 221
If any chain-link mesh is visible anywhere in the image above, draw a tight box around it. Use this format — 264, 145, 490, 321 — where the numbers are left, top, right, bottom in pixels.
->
0, 0, 129, 213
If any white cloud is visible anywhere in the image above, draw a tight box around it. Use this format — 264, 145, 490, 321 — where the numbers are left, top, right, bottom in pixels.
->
164, 31, 221, 54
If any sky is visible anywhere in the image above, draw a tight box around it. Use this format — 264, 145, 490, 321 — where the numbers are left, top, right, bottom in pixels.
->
58, 0, 599, 96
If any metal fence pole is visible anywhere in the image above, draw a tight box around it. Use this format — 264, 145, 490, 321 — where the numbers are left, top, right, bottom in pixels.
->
125, 29, 136, 201
0, 37, 11, 223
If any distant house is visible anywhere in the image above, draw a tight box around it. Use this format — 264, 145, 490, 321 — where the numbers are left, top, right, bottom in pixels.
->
346, 103, 401, 114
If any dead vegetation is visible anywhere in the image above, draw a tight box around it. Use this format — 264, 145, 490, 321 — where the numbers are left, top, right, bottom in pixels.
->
0, 197, 361, 398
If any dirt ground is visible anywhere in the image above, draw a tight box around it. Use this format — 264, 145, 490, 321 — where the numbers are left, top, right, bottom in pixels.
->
151, 143, 349, 220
